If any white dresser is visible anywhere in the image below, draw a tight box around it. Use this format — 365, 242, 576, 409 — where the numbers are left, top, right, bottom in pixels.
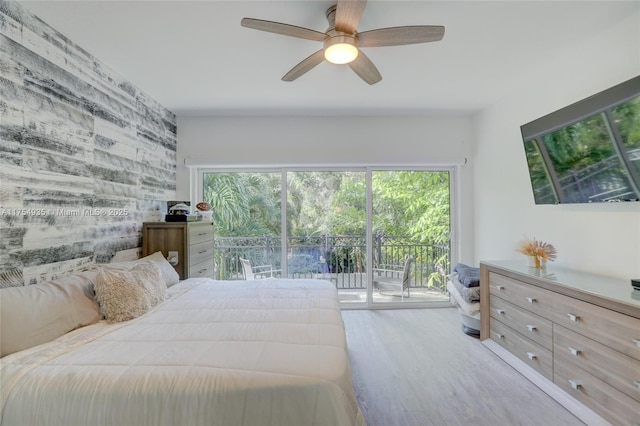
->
480, 260, 640, 426
142, 222, 214, 280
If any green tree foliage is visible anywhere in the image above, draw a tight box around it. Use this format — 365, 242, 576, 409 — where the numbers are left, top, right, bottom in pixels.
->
542, 113, 614, 177
613, 95, 640, 150
202, 170, 451, 244
371, 171, 450, 244
203, 172, 282, 237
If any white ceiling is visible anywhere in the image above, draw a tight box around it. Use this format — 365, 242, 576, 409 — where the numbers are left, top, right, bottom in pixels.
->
20, 0, 638, 117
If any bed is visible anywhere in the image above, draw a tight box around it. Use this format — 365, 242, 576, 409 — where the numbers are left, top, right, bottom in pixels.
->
0, 259, 366, 426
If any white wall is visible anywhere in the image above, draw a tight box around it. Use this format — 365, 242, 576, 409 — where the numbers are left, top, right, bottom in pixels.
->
473, 9, 640, 280
177, 115, 475, 262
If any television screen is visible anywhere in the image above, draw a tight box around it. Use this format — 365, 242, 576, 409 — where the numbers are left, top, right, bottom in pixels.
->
520, 75, 640, 204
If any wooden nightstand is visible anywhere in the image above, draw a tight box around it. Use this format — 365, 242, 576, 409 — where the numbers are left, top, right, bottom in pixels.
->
142, 222, 214, 280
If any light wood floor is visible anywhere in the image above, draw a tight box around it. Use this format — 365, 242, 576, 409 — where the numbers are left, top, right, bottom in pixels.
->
342, 308, 584, 426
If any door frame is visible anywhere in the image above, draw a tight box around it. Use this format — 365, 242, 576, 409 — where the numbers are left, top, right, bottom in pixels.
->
191, 164, 462, 309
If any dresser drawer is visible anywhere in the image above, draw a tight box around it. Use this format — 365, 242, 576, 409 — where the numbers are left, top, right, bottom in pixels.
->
188, 223, 214, 245
490, 296, 553, 350
489, 272, 553, 319
490, 320, 553, 380
553, 293, 640, 362
554, 358, 640, 426
189, 259, 214, 278
189, 240, 214, 267
554, 325, 640, 403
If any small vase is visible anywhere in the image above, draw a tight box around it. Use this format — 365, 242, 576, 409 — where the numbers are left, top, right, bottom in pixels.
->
527, 255, 546, 269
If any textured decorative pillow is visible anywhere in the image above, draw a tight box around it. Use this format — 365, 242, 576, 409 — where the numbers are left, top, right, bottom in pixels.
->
0, 272, 101, 357
135, 260, 167, 306
102, 251, 180, 288
94, 261, 166, 323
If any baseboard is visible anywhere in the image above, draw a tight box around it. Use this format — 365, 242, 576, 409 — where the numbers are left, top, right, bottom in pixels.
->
482, 339, 610, 426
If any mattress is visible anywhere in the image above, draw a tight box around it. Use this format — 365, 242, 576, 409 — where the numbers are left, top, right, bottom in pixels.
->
0, 278, 366, 426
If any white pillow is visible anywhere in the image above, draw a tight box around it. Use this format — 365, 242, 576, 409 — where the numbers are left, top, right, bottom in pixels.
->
144, 252, 180, 287
0, 272, 101, 357
94, 261, 166, 323
103, 251, 180, 287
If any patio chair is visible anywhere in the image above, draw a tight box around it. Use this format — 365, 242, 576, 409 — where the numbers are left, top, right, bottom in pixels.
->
372, 255, 414, 299
239, 258, 280, 280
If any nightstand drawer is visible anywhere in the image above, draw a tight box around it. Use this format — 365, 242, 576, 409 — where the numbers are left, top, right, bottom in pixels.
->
189, 240, 214, 267
188, 223, 214, 245
490, 320, 552, 380
490, 296, 552, 350
554, 358, 640, 426
189, 259, 213, 278
554, 325, 640, 403
489, 272, 553, 319
553, 293, 640, 362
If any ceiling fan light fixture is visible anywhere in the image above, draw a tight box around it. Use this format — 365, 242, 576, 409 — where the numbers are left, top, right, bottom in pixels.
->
241, 0, 445, 84
324, 34, 358, 64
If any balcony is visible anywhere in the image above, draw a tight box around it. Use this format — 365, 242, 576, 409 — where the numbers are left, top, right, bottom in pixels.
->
213, 235, 450, 304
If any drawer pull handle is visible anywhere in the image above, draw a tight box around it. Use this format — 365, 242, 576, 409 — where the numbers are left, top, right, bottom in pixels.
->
526, 352, 537, 360
634, 380, 640, 390
199, 250, 207, 254
493, 332, 504, 339
633, 338, 640, 348
568, 380, 582, 391
526, 325, 537, 332
525, 296, 536, 304
568, 347, 581, 356
567, 313, 580, 322
496, 309, 505, 315
495, 285, 505, 291
198, 232, 208, 236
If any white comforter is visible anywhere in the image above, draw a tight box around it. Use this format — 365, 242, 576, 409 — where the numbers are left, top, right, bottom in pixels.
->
0, 278, 366, 426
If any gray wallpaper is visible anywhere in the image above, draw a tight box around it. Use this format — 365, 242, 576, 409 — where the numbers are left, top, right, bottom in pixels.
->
0, 2, 177, 287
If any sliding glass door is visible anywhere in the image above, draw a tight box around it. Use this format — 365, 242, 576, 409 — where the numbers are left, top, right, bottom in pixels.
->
199, 167, 454, 308
369, 170, 451, 306
286, 171, 366, 305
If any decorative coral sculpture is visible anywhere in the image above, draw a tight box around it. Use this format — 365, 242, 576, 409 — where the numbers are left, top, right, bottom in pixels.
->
516, 237, 557, 268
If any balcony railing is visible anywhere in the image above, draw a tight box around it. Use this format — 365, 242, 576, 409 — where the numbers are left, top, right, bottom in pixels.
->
213, 235, 450, 293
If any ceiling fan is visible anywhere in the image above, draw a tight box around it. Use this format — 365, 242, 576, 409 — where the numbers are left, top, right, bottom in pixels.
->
241, 0, 444, 85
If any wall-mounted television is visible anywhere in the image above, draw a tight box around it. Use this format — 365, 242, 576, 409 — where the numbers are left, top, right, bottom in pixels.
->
520, 75, 640, 204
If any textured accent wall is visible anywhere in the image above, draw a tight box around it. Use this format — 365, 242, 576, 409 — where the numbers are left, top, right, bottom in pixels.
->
0, 2, 177, 287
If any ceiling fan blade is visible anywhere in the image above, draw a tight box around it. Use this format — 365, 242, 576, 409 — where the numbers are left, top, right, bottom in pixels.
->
335, 0, 367, 34
282, 49, 325, 82
358, 25, 445, 47
241, 18, 326, 42
348, 50, 382, 85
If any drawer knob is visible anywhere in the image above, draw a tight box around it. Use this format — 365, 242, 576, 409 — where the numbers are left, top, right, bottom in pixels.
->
495, 285, 505, 291
526, 324, 537, 332
633, 338, 640, 348
568, 380, 582, 391
493, 332, 504, 339
634, 380, 640, 391
526, 352, 537, 360
567, 313, 580, 322
568, 347, 581, 356
496, 309, 505, 315
525, 296, 537, 304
